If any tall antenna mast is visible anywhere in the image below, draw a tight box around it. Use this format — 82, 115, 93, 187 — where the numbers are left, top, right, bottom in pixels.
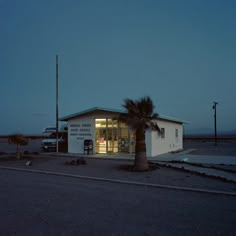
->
213, 101, 218, 146
56, 55, 59, 153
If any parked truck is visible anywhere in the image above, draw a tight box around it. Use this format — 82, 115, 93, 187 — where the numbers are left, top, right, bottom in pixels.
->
41, 130, 67, 152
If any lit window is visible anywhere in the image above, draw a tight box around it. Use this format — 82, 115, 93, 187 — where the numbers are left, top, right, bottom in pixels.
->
95, 119, 106, 128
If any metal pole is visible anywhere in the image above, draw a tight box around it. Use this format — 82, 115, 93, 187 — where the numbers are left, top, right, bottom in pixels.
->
56, 55, 59, 152
213, 101, 218, 146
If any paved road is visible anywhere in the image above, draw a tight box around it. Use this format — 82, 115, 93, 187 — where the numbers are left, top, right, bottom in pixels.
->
0, 170, 235, 235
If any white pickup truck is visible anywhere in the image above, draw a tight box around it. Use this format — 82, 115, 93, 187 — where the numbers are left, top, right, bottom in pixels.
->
41, 132, 66, 152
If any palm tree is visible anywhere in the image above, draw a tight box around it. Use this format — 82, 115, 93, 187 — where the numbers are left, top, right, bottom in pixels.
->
120, 96, 160, 171
8, 134, 28, 159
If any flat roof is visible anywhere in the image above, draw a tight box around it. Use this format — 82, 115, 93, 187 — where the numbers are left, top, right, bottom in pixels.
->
60, 107, 187, 124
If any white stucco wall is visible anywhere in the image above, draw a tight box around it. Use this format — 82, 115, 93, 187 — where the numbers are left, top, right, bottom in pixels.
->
146, 120, 183, 158
66, 114, 183, 157
68, 117, 95, 154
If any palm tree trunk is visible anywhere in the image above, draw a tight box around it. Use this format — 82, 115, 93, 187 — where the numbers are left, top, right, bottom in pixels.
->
134, 126, 149, 171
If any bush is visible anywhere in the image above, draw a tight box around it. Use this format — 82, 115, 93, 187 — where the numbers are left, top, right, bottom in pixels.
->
8, 134, 28, 159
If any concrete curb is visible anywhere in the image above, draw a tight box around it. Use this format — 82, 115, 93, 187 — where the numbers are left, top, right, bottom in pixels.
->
165, 161, 236, 173
153, 162, 236, 183
0, 166, 236, 197
40, 153, 134, 161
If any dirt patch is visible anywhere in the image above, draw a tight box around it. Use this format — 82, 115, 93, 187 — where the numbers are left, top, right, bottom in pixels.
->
0, 155, 236, 193
118, 163, 160, 172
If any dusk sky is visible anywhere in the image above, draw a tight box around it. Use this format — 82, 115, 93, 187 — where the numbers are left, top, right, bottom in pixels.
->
1, 0, 236, 134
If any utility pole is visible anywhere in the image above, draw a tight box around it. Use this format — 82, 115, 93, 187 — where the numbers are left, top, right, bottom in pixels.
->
56, 55, 59, 153
212, 101, 218, 146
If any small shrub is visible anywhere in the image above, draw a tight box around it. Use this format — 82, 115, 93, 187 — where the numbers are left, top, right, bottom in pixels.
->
64, 158, 87, 166
8, 134, 28, 159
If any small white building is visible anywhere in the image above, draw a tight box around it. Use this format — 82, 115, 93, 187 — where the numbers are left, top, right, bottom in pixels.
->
60, 107, 185, 158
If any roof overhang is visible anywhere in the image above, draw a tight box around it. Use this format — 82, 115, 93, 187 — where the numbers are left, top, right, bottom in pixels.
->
60, 107, 187, 124
60, 107, 126, 122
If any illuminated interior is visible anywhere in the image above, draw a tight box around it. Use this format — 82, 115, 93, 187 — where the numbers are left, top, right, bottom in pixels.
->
95, 118, 135, 154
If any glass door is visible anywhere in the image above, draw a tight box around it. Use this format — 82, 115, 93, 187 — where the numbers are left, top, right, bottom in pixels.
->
95, 119, 107, 153
95, 118, 133, 154
107, 119, 118, 153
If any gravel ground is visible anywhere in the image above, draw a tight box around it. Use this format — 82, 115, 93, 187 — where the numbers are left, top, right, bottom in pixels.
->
0, 155, 236, 193
1, 139, 236, 194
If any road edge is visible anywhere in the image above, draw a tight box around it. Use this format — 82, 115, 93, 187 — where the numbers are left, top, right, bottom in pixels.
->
0, 165, 236, 196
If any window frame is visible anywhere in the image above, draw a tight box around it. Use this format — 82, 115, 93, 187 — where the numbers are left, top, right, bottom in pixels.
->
160, 128, 165, 139
175, 128, 178, 138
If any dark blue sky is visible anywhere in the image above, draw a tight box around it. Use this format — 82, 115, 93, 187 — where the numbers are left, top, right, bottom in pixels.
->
1, 0, 236, 134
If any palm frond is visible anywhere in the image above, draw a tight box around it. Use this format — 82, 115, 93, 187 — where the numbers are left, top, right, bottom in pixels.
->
121, 96, 159, 131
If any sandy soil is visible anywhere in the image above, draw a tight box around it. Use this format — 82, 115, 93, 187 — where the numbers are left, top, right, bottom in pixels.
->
0, 155, 236, 193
